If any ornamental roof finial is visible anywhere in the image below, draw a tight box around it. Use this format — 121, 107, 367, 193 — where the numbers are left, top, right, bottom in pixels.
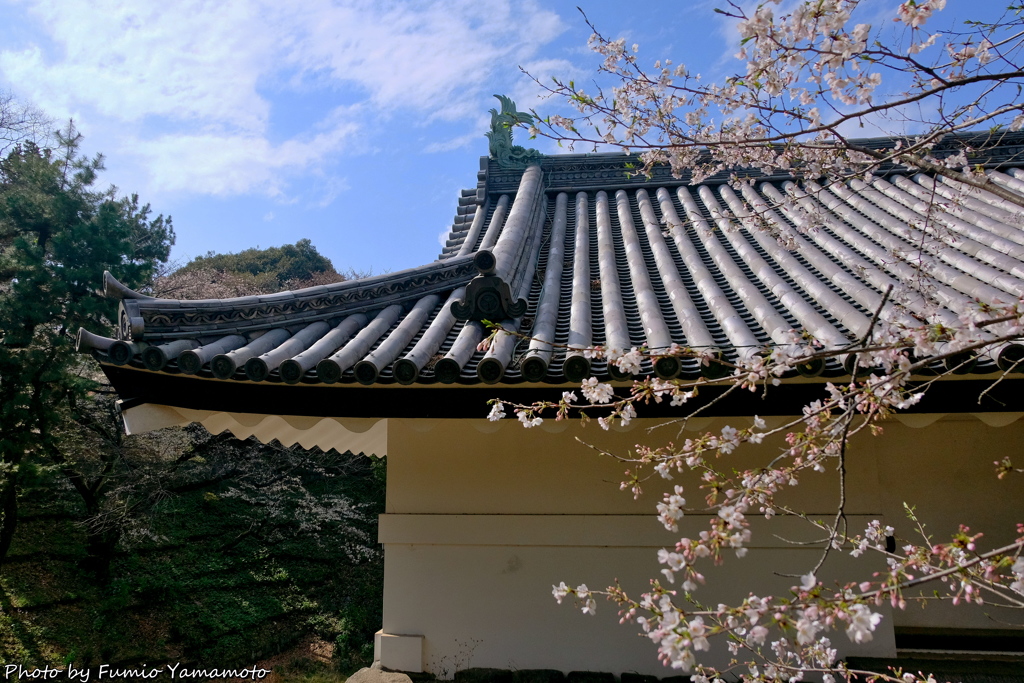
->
486, 94, 542, 169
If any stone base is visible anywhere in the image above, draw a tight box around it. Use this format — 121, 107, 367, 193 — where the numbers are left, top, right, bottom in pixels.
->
348, 664, 415, 683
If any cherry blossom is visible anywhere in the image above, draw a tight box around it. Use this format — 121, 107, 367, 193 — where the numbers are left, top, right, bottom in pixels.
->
487, 2, 1024, 678
580, 377, 615, 404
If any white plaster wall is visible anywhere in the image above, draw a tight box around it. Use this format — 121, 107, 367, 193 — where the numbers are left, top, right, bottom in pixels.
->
379, 414, 1024, 676
380, 515, 895, 675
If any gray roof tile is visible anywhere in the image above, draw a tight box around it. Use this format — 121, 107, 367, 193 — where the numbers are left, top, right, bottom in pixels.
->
81, 136, 1024, 386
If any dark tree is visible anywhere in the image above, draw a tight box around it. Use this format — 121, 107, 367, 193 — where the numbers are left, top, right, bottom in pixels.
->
0, 126, 174, 567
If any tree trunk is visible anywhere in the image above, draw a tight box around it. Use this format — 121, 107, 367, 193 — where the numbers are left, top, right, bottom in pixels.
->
82, 527, 120, 583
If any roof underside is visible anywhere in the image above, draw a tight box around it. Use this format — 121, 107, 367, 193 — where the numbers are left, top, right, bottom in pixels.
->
82, 134, 1024, 405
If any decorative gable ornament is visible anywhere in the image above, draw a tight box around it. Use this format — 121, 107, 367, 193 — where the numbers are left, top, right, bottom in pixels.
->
485, 94, 542, 169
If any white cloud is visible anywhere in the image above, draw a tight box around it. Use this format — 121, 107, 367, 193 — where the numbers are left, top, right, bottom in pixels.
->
0, 0, 275, 132
292, 0, 565, 121
310, 175, 352, 209
131, 115, 358, 198
513, 58, 582, 113
438, 226, 452, 250
424, 131, 482, 154
0, 0, 567, 198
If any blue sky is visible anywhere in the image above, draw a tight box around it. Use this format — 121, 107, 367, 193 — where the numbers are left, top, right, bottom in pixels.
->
0, 0, 1001, 276
0, 0, 745, 275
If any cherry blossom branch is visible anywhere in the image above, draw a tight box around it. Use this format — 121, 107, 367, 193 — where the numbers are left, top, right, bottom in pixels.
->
507, 3, 1024, 678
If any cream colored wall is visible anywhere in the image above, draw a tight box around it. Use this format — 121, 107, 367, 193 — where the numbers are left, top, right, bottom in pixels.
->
843, 414, 1024, 629
380, 414, 1024, 676
386, 416, 881, 515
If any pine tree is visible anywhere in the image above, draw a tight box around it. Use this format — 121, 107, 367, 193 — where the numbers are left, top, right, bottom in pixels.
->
0, 126, 173, 566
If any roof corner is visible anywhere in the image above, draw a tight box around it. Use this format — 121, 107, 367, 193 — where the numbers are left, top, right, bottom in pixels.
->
103, 270, 154, 300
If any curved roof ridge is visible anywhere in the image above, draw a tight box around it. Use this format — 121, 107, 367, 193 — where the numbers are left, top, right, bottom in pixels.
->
451, 163, 544, 323
114, 255, 477, 341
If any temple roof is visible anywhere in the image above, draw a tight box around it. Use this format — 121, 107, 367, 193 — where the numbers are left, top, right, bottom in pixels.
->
78, 129, 1024, 442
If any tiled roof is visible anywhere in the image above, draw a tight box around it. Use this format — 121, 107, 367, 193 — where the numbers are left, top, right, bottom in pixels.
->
80, 135, 1024, 390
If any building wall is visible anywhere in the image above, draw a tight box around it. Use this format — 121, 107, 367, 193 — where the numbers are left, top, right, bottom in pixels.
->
378, 413, 1024, 676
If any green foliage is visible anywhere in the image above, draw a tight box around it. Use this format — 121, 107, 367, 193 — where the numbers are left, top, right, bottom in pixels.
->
0, 116, 382, 672
272, 657, 351, 683
179, 239, 336, 289
0, 131, 173, 340
157, 238, 369, 299
0, 126, 173, 564
0, 452, 385, 670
